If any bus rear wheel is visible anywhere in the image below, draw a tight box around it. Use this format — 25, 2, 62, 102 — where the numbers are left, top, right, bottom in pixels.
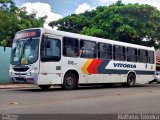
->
126, 73, 136, 87
62, 72, 77, 90
39, 85, 51, 90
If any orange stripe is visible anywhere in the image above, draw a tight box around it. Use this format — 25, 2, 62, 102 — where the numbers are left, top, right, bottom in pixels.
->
81, 59, 93, 74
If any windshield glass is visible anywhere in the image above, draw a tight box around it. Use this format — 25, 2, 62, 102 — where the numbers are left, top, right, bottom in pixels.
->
11, 38, 39, 65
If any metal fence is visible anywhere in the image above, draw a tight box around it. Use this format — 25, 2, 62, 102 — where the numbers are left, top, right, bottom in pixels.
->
0, 46, 11, 83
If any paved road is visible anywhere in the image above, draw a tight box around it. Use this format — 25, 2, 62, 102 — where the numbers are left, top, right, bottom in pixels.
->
0, 84, 160, 114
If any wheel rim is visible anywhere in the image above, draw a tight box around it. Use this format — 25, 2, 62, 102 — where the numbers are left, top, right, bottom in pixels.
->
66, 76, 74, 86
128, 76, 135, 85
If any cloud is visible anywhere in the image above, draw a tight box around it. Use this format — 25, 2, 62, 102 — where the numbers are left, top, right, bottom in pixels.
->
97, 0, 160, 10
98, 0, 148, 4
75, 3, 95, 14
21, 2, 63, 29
151, 1, 160, 10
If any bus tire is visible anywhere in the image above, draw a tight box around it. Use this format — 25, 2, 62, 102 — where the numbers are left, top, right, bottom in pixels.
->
39, 85, 51, 90
126, 73, 136, 87
62, 72, 77, 90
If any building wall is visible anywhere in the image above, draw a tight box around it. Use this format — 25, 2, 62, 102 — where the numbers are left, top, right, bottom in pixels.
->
0, 46, 11, 83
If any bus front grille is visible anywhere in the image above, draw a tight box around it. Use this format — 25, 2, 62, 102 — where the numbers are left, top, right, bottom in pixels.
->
14, 77, 25, 82
13, 66, 29, 72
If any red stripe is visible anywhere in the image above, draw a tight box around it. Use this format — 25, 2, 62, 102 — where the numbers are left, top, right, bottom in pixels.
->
87, 59, 96, 74
87, 59, 103, 74
94, 59, 103, 73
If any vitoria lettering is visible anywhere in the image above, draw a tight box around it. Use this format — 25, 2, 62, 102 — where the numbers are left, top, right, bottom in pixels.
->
114, 63, 136, 68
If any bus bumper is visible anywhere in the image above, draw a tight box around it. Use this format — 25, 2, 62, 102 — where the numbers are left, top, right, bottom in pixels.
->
9, 74, 38, 84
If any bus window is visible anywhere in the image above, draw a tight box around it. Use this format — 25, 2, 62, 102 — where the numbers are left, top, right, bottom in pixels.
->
127, 47, 137, 62
80, 40, 97, 58
138, 49, 148, 63
148, 51, 154, 64
113, 45, 125, 61
63, 37, 79, 57
98, 43, 112, 60
41, 38, 61, 61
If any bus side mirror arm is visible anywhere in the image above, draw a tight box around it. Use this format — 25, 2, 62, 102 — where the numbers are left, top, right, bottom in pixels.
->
41, 35, 48, 56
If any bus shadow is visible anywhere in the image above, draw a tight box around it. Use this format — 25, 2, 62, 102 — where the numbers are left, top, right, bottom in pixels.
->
12, 83, 152, 92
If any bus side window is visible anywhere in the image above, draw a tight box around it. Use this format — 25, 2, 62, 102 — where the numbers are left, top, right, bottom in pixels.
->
80, 40, 97, 58
138, 49, 148, 63
113, 45, 125, 61
127, 47, 137, 62
98, 43, 112, 60
63, 37, 79, 57
148, 51, 154, 64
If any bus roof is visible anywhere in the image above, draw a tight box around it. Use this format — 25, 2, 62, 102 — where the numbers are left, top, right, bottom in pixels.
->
21, 28, 155, 51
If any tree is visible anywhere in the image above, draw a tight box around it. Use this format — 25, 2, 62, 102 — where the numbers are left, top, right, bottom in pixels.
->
0, 0, 46, 46
49, 1, 160, 48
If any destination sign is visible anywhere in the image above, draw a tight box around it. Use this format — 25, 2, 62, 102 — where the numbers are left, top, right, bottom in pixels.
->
14, 29, 41, 40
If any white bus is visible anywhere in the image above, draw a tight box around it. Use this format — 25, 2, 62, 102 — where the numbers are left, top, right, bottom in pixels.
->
9, 28, 155, 90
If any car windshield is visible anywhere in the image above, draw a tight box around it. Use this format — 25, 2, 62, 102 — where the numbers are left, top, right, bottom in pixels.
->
11, 38, 39, 65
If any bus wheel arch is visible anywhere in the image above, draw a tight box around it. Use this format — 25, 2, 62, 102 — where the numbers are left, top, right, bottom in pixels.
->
62, 70, 79, 90
123, 71, 136, 87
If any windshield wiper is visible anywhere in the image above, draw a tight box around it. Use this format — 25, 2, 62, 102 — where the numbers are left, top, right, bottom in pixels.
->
21, 38, 32, 56
24, 38, 32, 47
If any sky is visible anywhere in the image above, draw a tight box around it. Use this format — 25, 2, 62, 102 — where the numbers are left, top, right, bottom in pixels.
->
14, 0, 160, 29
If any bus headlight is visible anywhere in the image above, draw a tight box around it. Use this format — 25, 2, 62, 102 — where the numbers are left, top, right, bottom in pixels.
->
26, 72, 31, 76
30, 68, 37, 73
27, 67, 37, 76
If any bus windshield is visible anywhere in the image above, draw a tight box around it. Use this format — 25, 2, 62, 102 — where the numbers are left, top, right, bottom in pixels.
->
11, 38, 39, 65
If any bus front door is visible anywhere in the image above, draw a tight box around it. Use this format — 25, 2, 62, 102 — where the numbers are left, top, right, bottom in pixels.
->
39, 35, 62, 85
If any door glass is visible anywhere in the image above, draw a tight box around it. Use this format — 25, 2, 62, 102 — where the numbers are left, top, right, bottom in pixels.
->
41, 37, 61, 61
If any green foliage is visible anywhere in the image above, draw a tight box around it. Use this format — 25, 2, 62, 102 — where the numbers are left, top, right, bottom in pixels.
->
49, 1, 160, 48
0, 0, 46, 46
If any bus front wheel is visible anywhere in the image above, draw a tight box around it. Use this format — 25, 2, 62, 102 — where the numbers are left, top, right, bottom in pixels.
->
62, 72, 77, 90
